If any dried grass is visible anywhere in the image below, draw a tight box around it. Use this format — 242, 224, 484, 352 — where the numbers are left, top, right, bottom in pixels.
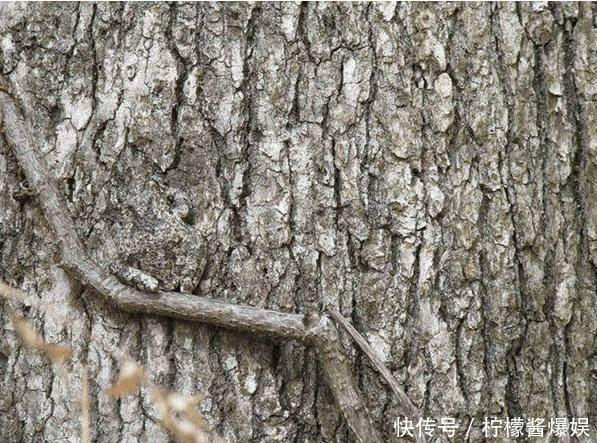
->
9, 311, 72, 366
2, 280, 218, 443
0, 279, 28, 303
2, 281, 84, 437
152, 386, 211, 443
106, 360, 146, 398
108, 358, 215, 443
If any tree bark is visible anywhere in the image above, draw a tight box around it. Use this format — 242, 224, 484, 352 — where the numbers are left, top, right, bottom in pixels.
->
0, 2, 594, 442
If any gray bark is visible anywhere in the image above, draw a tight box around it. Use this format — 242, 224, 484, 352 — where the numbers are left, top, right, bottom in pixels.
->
0, 2, 595, 442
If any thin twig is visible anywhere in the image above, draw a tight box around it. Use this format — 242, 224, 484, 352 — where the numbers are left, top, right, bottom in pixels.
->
329, 309, 426, 443
0, 86, 384, 443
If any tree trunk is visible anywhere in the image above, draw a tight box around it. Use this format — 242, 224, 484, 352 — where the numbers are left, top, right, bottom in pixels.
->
0, 2, 594, 442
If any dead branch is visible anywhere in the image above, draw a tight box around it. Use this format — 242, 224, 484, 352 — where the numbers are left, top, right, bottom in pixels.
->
0, 86, 384, 443
329, 309, 425, 443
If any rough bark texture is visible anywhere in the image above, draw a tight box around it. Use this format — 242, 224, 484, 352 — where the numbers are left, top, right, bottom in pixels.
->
0, 2, 595, 442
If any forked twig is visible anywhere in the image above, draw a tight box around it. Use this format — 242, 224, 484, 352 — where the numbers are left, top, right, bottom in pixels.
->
329, 309, 425, 443
0, 85, 387, 443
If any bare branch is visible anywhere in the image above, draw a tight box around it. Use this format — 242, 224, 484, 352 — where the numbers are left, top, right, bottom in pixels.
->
329, 309, 425, 443
0, 87, 384, 443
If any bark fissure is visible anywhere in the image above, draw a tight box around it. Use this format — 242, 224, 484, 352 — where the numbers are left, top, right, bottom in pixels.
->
490, 4, 525, 420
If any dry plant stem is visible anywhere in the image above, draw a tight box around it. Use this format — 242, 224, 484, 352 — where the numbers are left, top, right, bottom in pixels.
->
0, 89, 382, 443
308, 317, 385, 443
329, 310, 425, 443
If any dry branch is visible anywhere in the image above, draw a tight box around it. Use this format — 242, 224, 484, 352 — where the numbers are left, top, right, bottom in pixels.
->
0, 86, 386, 443
329, 309, 425, 443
